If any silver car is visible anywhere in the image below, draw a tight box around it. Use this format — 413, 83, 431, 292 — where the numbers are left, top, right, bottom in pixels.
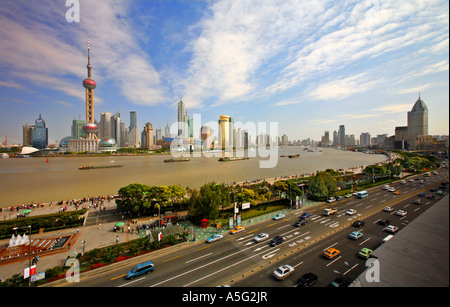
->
273, 265, 294, 280
253, 233, 269, 243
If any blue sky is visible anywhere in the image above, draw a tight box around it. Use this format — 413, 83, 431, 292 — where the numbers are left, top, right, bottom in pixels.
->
0, 0, 448, 145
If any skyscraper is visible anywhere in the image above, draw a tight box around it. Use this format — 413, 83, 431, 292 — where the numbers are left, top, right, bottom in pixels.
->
178, 99, 185, 137
339, 125, 345, 146
32, 114, 48, 149
218, 115, 230, 150
407, 95, 428, 151
128, 111, 139, 148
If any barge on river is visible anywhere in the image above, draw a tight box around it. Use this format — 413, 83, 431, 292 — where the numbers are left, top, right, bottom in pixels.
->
218, 157, 250, 162
79, 165, 123, 170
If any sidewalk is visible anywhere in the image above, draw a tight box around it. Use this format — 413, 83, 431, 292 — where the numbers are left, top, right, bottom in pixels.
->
0, 199, 321, 283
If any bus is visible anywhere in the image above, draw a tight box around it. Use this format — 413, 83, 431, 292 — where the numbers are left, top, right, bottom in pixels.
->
357, 190, 369, 199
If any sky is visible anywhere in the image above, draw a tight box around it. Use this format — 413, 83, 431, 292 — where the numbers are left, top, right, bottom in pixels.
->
0, 0, 448, 146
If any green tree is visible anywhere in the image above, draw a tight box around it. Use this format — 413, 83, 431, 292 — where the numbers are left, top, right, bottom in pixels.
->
116, 183, 151, 217
308, 172, 337, 200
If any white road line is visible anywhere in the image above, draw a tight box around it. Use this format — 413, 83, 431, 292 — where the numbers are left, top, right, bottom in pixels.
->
185, 253, 213, 264
237, 234, 254, 241
293, 261, 304, 268
118, 277, 146, 287
277, 224, 290, 230
326, 255, 342, 267
359, 238, 371, 246
343, 263, 359, 275
414, 207, 421, 212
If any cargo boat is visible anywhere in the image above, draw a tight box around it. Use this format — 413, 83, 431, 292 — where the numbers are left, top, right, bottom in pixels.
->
164, 158, 190, 163
218, 157, 249, 162
79, 165, 123, 170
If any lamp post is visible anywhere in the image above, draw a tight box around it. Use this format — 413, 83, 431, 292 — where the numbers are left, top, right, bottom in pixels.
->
12, 225, 32, 286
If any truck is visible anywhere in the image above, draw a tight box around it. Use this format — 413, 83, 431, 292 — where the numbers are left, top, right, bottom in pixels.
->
323, 208, 337, 216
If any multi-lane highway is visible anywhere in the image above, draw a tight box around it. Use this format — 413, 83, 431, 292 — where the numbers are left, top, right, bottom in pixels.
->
59, 168, 448, 287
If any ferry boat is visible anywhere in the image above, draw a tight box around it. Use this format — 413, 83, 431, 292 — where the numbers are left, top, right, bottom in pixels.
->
288, 154, 300, 158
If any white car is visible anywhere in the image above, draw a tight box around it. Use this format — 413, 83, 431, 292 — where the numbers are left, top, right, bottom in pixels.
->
387, 187, 396, 192
346, 209, 357, 215
327, 197, 336, 203
396, 210, 407, 217
273, 265, 294, 280
273, 213, 285, 220
384, 206, 394, 212
384, 225, 398, 233
383, 185, 391, 190
253, 233, 269, 243
408, 179, 414, 182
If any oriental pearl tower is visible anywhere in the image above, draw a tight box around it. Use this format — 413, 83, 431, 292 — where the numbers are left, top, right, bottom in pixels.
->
82, 38, 98, 140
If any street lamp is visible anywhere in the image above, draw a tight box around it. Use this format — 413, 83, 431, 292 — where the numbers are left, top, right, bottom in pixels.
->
12, 225, 32, 286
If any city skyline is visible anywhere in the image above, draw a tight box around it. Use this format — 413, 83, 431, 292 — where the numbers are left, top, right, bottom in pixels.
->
0, 0, 448, 145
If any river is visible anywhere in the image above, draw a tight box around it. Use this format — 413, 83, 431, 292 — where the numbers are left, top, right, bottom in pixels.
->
0, 147, 387, 208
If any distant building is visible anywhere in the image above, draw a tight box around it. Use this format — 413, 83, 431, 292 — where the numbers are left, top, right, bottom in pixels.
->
394, 126, 408, 150
360, 132, 371, 147
218, 115, 230, 150
339, 125, 345, 146
178, 99, 185, 137
407, 95, 428, 151
32, 114, 48, 149
141, 122, 154, 149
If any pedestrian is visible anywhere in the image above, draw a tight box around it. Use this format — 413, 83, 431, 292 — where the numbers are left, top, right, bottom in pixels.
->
116, 236, 119, 244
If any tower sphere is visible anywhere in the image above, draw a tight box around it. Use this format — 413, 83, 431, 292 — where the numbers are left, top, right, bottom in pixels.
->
83, 78, 96, 90
83, 122, 98, 134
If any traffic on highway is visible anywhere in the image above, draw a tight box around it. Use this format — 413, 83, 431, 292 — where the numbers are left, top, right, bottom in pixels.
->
61, 168, 448, 288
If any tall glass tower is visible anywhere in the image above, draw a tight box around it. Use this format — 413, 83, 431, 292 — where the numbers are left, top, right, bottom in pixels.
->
32, 114, 48, 149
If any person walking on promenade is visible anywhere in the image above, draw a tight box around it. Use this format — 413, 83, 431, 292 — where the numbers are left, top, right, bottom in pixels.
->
116, 236, 119, 244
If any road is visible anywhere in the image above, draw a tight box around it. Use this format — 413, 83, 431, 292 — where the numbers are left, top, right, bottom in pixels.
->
58, 168, 448, 287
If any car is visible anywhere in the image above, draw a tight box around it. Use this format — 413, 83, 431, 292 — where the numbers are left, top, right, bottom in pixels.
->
378, 219, 391, 226
418, 192, 425, 197
408, 178, 414, 182
346, 209, 357, 215
230, 225, 245, 235
425, 194, 435, 199
358, 248, 373, 259
419, 180, 424, 184
349, 231, 363, 240
299, 212, 312, 219
253, 233, 269, 242
126, 261, 154, 279
206, 233, 223, 243
328, 277, 352, 287
294, 219, 307, 227
414, 199, 422, 205
323, 208, 337, 216
344, 193, 352, 198
400, 180, 406, 184
383, 185, 391, 190
352, 220, 365, 227
393, 190, 401, 195
273, 213, 285, 220
396, 210, 407, 216
384, 225, 398, 233
437, 190, 444, 195
384, 206, 394, 212
388, 187, 396, 192
273, 265, 294, 280
296, 272, 318, 287
327, 197, 336, 203
269, 236, 284, 247
323, 247, 340, 259
336, 196, 344, 201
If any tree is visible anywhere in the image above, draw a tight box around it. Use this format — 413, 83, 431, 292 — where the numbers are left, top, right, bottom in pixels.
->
116, 183, 151, 217
187, 182, 231, 224
308, 172, 337, 200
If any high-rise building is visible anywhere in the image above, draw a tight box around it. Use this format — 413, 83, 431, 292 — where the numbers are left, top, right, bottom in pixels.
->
407, 95, 428, 151
71, 119, 86, 139
338, 125, 345, 146
141, 122, 154, 149
200, 126, 212, 150
218, 115, 230, 150
68, 38, 100, 152
128, 111, 139, 148
22, 123, 34, 146
99, 112, 111, 139
178, 99, 185, 137
111, 113, 121, 147
360, 132, 371, 146
32, 114, 48, 149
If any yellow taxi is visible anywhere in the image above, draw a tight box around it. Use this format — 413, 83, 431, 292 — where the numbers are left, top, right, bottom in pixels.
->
230, 225, 245, 235
323, 247, 340, 259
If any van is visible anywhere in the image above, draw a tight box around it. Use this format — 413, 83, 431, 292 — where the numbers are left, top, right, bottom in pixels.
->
382, 235, 394, 244
126, 261, 155, 279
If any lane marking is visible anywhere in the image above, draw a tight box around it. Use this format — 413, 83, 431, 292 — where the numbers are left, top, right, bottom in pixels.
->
163, 255, 183, 263
118, 276, 146, 287
185, 253, 213, 264
111, 274, 126, 281
326, 255, 342, 267
343, 263, 359, 275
